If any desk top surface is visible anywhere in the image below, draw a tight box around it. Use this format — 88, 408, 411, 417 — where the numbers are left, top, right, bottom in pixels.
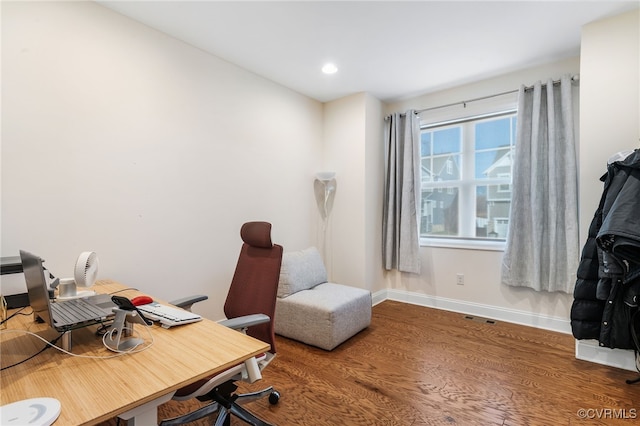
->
0, 280, 270, 425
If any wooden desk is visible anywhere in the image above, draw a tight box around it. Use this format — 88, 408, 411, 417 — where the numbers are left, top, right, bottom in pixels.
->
0, 280, 270, 425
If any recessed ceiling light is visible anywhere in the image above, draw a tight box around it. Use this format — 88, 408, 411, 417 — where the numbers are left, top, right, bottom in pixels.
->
322, 63, 338, 74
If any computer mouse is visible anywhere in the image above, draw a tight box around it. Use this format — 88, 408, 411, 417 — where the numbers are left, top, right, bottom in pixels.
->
131, 295, 153, 306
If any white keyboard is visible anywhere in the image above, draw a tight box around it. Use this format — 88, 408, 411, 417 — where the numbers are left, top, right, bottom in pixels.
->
137, 303, 202, 328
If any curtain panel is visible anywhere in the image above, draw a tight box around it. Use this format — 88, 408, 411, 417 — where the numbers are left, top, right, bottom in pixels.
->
383, 110, 421, 274
501, 75, 579, 293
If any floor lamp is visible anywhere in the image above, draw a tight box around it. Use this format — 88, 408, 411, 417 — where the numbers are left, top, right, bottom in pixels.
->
314, 172, 336, 276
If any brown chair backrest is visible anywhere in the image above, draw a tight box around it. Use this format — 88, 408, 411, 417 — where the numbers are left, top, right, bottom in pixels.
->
224, 221, 283, 353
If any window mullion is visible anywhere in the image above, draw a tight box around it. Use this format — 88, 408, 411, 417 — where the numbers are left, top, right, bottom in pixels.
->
460, 122, 475, 238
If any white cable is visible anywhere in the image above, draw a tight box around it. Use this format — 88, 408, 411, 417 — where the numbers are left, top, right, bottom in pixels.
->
0, 325, 155, 360
102, 325, 154, 354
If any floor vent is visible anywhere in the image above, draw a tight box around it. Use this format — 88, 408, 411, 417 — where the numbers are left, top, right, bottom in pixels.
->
464, 315, 496, 325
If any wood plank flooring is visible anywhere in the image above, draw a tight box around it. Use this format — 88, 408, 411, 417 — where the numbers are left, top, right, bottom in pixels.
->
99, 300, 640, 425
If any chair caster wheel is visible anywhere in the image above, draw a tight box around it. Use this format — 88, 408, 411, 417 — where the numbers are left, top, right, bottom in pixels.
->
269, 390, 280, 405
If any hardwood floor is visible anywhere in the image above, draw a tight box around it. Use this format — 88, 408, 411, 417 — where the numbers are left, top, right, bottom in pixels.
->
101, 300, 640, 425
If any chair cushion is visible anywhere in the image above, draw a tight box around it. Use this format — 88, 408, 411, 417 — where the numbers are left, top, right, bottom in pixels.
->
275, 283, 372, 350
277, 247, 327, 298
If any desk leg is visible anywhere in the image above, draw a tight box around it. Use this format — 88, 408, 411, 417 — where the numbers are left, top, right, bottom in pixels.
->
117, 391, 176, 425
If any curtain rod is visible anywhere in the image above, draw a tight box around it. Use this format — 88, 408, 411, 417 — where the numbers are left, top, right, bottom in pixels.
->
415, 89, 517, 114
412, 74, 579, 115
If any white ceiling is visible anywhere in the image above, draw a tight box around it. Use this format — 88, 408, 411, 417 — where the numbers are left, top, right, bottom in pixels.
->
96, 1, 639, 103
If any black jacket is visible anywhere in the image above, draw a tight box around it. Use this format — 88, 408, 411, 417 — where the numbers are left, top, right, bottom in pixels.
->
571, 149, 640, 349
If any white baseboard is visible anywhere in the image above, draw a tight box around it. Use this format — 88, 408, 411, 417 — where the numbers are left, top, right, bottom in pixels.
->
371, 288, 637, 372
575, 340, 637, 372
372, 288, 571, 334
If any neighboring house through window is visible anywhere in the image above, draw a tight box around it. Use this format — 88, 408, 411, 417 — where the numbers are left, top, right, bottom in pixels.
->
420, 111, 517, 247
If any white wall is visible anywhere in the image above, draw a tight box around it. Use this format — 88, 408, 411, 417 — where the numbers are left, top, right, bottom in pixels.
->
364, 93, 385, 293
579, 9, 640, 239
321, 93, 368, 286
574, 8, 639, 370
1, 1, 323, 320
383, 57, 582, 325
320, 93, 385, 293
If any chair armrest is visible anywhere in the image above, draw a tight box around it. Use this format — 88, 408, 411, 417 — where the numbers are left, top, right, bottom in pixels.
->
219, 314, 270, 330
169, 295, 208, 311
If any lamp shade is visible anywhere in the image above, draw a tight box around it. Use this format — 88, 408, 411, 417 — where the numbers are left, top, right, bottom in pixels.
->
314, 174, 337, 220
315, 171, 336, 182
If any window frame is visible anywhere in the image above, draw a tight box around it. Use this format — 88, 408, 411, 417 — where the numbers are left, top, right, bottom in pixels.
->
419, 108, 517, 251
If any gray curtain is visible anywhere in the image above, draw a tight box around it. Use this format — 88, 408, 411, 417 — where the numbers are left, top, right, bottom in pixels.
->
383, 110, 421, 273
501, 75, 579, 292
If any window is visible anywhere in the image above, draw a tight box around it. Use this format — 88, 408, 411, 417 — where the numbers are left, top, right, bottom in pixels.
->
420, 112, 517, 244
497, 173, 511, 192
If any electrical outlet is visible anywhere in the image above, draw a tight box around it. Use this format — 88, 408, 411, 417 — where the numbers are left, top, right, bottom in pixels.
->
456, 273, 464, 285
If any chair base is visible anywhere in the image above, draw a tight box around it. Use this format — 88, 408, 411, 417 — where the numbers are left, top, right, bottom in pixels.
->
159, 381, 278, 426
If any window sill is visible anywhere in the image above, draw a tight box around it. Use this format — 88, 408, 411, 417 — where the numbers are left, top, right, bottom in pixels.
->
420, 238, 506, 252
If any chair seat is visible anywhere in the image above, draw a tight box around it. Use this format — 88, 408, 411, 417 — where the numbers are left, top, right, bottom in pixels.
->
275, 283, 371, 350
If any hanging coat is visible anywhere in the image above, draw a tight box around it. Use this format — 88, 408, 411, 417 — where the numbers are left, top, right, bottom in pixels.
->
570, 149, 640, 349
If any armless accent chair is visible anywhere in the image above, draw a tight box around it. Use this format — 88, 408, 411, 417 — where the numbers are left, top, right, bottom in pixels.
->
160, 221, 283, 426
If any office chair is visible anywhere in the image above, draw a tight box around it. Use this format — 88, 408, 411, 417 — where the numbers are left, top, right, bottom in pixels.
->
160, 221, 283, 426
